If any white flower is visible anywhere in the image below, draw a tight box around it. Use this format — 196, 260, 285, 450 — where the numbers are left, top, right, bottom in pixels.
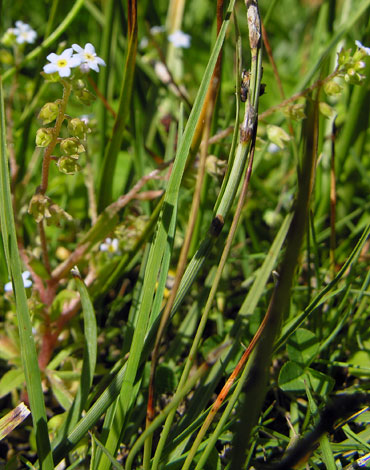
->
267, 143, 281, 154
100, 238, 120, 255
80, 114, 91, 124
43, 48, 81, 77
72, 43, 106, 73
4, 271, 32, 292
150, 25, 165, 35
168, 30, 191, 49
355, 40, 370, 56
14, 21, 37, 44
139, 37, 149, 50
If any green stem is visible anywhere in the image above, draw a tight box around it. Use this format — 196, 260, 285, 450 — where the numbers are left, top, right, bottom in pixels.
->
40, 82, 71, 195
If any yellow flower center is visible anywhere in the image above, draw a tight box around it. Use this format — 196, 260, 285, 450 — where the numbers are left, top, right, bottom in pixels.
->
84, 53, 94, 61
57, 59, 68, 68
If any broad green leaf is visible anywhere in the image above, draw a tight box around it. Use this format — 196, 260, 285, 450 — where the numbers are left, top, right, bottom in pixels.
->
278, 361, 306, 393
287, 328, 320, 366
0, 368, 25, 399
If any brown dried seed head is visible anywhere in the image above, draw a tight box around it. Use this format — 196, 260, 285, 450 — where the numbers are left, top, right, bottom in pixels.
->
246, 0, 260, 49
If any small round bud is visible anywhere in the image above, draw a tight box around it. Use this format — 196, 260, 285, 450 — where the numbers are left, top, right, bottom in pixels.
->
36, 128, 53, 147
75, 88, 95, 106
57, 155, 81, 175
60, 137, 85, 155
323, 80, 342, 96
28, 194, 52, 223
38, 102, 59, 124
0, 49, 14, 65
267, 124, 291, 149
1, 29, 17, 47
283, 103, 306, 121
68, 118, 89, 138
319, 102, 335, 118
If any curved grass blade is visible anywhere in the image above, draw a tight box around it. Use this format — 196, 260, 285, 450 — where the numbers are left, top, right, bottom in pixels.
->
97, 0, 137, 211
0, 79, 53, 469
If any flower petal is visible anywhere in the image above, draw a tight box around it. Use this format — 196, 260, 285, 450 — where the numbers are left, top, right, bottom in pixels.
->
69, 56, 82, 67
96, 57, 106, 66
85, 43, 95, 54
60, 48, 73, 58
72, 43, 83, 53
46, 53, 59, 63
89, 62, 100, 72
4, 281, 13, 292
59, 67, 71, 77
43, 63, 58, 74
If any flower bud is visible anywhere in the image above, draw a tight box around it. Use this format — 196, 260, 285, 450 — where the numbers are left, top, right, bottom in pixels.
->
60, 137, 85, 155
323, 80, 342, 96
57, 155, 81, 175
1, 29, 17, 47
28, 194, 52, 223
75, 88, 95, 106
46, 201, 73, 226
0, 49, 14, 65
344, 69, 365, 85
68, 118, 89, 138
267, 125, 291, 149
283, 103, 306, 121
38, 102, 59, 124
36, 128, 53, 147
73, 79, 86, 90
337, 48, 352, 67
319, 102, 335, 118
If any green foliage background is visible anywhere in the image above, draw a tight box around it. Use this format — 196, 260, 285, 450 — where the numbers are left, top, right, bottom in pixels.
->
0, 0, 370, 469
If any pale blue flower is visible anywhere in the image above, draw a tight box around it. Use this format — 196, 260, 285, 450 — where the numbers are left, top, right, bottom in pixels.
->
100, 238, 120, 255
4, 271, 32, 292
43, 48, 81, 77
150, 25, 165, 35
168, 30, 191, 49
72, 43, 106, 73
355, 40, 370, 56
14, 21, 37, 44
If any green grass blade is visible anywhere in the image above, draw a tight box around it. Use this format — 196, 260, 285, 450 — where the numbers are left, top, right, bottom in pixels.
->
0, 80, 53, 469
53, 269, 98, 446
239, 213, 293, 316
97, 0, 138, 211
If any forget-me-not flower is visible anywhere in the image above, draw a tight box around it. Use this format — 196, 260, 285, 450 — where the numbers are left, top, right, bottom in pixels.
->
100, 238, 120, 255
168, 30, 191, 49
43, 48, 81, 77
72, 43, 106, 73
4, 271, 32, 292
14, 21, 37, 44
355, 40, 370, 56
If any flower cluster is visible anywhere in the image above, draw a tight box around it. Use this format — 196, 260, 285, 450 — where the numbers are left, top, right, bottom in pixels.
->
2, 20, 37, 46
336, 40, 370, 85
43, 43, 106, 78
